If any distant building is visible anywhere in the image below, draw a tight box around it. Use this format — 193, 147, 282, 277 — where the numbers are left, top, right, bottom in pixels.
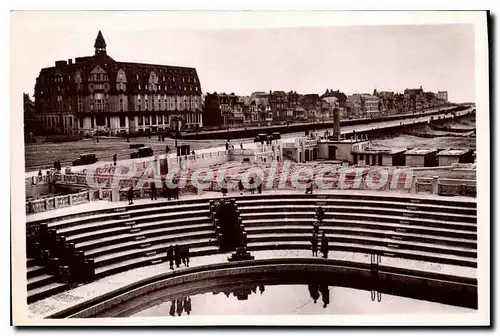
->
204, 92, 239, 127
347, 94, 379, 118
34, 31, 203, 136
437, 91, 448, 102
300, 94, 321, 120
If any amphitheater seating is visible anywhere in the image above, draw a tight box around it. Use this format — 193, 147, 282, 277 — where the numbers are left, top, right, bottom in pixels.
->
26, 193, 477, 304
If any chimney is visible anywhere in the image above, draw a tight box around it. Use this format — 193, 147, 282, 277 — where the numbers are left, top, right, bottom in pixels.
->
68, 59, 73, 65
332, 108, 340, 141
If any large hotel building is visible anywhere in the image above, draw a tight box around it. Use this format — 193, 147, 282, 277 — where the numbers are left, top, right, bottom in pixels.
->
34, 31, 203, 136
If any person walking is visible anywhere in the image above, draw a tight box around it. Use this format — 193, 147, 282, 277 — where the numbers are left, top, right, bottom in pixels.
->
305, 179, 314, 194
167, 245, 174, 270
240, 143, 243, 149
321, 232, 329, 259
127, 186, 134, 205
150, 181, 157, 200
238, 180, 244, 195
316, 206, 325, 223
113, 154, 117, 166
311, 233, 318, 257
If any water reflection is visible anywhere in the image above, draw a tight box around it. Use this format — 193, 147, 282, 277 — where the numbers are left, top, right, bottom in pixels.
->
169, 297, 192, 316
133, 281, 472, 317
213, 285, 263, 301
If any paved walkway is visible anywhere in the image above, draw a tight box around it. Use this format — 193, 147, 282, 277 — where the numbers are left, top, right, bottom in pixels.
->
26, 188, 476, 223
27, 247, 476, 320
24, 107, 470, 178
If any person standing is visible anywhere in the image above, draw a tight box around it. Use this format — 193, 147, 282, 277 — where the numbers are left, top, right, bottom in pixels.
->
113, 154, 117, 166
150, 181, 157, 200
181, 245, 187, 267
240, 143, 243, 149
184, 245, 190, 267
311, 233, 318, 257
257, 176, 262, 194
221, 177, 228, 197
167, 245, 174, 270
38, 170, 42, 177
238, 180, 244, 195
127, 186, 134, 205
249, 177, 255, 194
174, 245, 182, 268
321, 232, 329, 259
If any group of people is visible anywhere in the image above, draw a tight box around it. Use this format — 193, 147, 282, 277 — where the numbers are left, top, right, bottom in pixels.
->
167, 245, 190, 270
169, 297, 192, 316
237, 177, 262, 195
53, 160, 62, 171
126, 182, 180, 204
157, 134, 167, 142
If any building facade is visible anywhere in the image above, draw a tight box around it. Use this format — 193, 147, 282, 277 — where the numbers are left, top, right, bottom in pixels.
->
437, 91, 449, 103
203, 92, 240, 127
34, 31, 203, 136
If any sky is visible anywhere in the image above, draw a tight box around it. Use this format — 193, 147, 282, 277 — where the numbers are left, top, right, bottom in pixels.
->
11, 12, 476, 102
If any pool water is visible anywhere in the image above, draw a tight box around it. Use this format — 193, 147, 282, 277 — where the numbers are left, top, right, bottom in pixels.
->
132, 283, 473, 317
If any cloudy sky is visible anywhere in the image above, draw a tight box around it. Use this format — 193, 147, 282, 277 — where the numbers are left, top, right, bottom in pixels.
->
11, 12, 476, 102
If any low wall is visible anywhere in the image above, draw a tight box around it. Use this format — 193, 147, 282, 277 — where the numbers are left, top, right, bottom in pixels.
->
414, 176, 477, 197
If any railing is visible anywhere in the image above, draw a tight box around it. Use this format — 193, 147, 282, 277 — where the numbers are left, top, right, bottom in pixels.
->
25, 190, 92, 214
414, 176, 477, 197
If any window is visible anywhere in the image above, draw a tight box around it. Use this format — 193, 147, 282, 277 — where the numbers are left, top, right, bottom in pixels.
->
79, 118, 83, 128
145, 116, 150, 125
158, 115, 163, 124
138, 116, 143, 126
120, 116, 126, 127
138, 84, 141, 90
152, 115, 156, 125
91, 117, 95, 128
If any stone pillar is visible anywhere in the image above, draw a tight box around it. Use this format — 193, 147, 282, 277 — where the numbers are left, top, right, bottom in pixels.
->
88, 190, 94, 202
432, 176, 439, 194
111, 188, 120, 202
68, 195, 73, 206
410, 176, 417, 194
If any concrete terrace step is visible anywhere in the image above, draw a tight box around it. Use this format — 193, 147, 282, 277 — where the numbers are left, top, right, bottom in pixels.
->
245, 233, 476, 258
86, 230, 215, 259
27, 273, 56, 291
27, 265, 46, 279
64, 216, 210, 244
94, 245, 219, 278
48, 202, 209, 231
238, 205, 477, 223
29, 198, 211, 227
246, 241, 477, 268
242, 218, 477, 239
243, 225, 477, 249
236, 198, 477, 215
56, 209, 209, 236
240, 211, 477, 232
233, 193, 477, 209
27, 282, 70, 304
26, 258, 37, 268
92, 236, 215, 266
75, 222, 214, 251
